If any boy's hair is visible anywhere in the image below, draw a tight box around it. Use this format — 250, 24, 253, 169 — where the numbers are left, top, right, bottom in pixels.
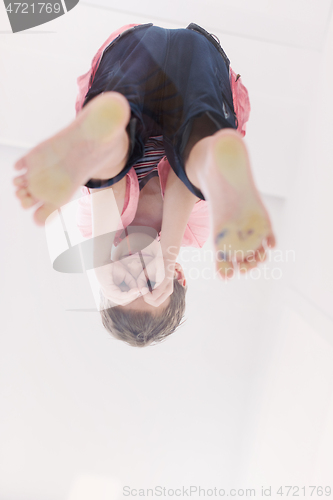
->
99, 278, 188, 347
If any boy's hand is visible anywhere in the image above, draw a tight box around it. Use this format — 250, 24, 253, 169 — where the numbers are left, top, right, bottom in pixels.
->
96, 260, 140, 306
142, 274, 174, 307
137, 257, 175, 307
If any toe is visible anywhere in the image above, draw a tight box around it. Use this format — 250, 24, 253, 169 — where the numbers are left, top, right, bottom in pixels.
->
33, 203, 58, 226
15, 187, 28, 200
15, 187, 39, 209
14, 157, 28, 171
255, 245, 267, 263
13, 174, 28, 187
21, 195, 39, 209
239, 260, 258, 274
265, 233, 276, 249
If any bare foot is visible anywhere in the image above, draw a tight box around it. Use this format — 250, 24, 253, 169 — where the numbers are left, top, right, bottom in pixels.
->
13, 92, 130, 225
190, 129, 276, 278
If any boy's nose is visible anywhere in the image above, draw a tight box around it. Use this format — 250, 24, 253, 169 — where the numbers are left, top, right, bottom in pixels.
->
126, 258, 144, 278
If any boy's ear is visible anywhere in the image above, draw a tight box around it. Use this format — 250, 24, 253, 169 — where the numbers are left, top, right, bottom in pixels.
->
174, 262, 186, 287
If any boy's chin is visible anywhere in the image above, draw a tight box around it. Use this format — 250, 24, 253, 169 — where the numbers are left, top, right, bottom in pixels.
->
112, 229, 159, 261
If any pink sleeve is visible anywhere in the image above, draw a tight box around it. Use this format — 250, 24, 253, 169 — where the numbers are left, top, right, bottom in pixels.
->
182, 201, 210, 248
75, 24, 141, 115
229, 67, 251, 137
76, 169, 139, 240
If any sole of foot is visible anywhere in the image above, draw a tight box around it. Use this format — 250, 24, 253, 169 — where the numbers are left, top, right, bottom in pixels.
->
13, 91, 130, 225
198, 129, 276, 279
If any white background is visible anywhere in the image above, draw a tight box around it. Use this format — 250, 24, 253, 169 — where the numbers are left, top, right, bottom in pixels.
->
0, 1, 333, 499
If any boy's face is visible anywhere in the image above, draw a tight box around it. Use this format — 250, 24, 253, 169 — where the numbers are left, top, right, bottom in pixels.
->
112, 230, 160, 287
113, 230, 158, 259
112, 231, 185, 311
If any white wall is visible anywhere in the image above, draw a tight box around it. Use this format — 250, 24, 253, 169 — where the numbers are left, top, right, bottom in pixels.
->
281, 9, 333, 319
243, 12, 333, 484
1, 2, 333, 499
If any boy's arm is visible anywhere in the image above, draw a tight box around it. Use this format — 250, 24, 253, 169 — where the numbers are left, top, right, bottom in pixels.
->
160, 167, 200, 277
90, 186, 122, 267
135, 168, 200, 307
90, 185, 139, 304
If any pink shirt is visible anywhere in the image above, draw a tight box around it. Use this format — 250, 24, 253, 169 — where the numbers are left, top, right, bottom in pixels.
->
76, 24, 251, 248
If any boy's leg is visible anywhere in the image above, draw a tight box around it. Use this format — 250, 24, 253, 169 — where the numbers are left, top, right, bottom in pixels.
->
13, 92, 131, 225
157, 27, 275, 278
182, 114, 219, 163
184, 127, 276, 278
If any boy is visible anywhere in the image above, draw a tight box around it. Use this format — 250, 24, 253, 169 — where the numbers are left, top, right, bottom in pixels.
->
13, 23, 275, 346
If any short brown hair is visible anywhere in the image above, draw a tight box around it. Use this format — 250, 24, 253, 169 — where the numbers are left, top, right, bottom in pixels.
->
99, 279, 188, 347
